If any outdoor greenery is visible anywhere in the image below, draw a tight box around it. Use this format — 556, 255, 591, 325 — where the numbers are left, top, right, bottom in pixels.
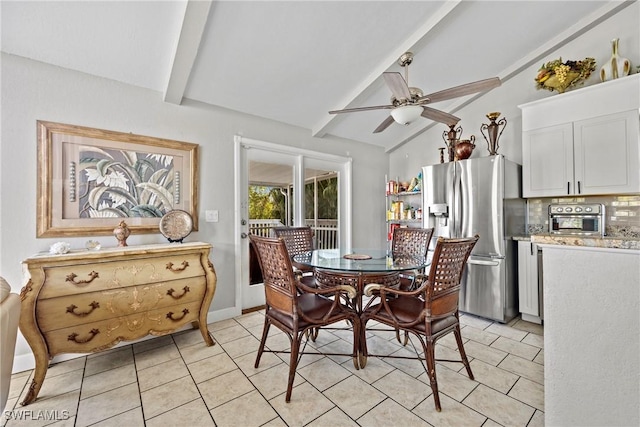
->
249, 177, 337, 222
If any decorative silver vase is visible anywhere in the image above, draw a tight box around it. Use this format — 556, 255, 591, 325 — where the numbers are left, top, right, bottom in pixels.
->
480, 112, 507, 156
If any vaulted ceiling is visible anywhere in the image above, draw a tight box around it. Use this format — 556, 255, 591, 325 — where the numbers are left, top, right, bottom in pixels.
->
1, 1, 629, 152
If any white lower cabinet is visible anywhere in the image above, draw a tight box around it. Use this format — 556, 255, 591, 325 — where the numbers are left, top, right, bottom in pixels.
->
517, 240, 541, 323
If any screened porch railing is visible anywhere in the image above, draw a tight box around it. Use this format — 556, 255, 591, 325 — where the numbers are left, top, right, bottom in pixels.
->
249, 219, 338, 249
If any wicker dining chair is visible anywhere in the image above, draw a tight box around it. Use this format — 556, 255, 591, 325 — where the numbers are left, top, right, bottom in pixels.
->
391, 227, 434, 291
361, 235, 479, 412
249, 234, 361, 402
273, 226, 315, 275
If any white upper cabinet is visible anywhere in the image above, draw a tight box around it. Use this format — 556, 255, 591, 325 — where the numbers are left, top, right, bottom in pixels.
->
520, 74, 640, 197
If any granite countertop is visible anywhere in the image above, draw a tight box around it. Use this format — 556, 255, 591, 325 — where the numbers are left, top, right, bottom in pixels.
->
530, 234, 640, 250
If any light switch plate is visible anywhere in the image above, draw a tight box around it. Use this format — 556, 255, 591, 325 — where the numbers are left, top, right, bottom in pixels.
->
205, 210, 219, 222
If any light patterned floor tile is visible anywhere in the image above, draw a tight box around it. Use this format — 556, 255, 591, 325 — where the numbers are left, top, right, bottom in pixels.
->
210, 389, 277, 427
80, 363, 137, 400
145, 399, 214, 427
269, 382, 336, 426
490, 336, 540, 361
298, 356, 352, 391
468, 359, 519, 394
246, 363, 305, 400
461, 325, 499, 346
358, 397, 430, 427
462, 340, 508, 366
137, 357, 190, 391
498, 354, 544, 385
5, 390, 80, 427
198, 369, 256, 409
177, 339, 224, 364
187, 352, 237, 384
141, 375, 200, 419
306, 407, 358, 427
508, 377, 545, 411
76, 384, 140, 427
324, 375, 386, 419
90, 407, 144, 427
8, 313, 547, 427
485, 323, 528, 341
415, 393, 486, 427
84, 346, 133, 377
372, 369, 432, 409
463, 384, 535, 427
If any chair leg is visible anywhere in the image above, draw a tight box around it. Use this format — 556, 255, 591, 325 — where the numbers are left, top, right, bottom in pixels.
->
254, 317, 271, 368
454, 325, 474, 380
351, 316, 360, 370
286, 331, 303, 402
425, 338, 442, 412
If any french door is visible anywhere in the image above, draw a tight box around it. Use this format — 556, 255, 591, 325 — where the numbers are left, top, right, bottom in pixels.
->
234, 136, 352, 311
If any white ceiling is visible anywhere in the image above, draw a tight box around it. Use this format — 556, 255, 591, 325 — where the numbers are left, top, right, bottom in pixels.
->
1, 0, 629, 152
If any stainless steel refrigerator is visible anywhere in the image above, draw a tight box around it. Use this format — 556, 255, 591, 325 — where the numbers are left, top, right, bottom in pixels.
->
422, 155, 525, 323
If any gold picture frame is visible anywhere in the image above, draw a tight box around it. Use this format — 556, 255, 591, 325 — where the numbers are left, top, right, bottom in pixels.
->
37, 121, 199, 237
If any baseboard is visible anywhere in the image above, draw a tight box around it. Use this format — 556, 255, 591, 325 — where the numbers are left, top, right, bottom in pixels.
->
12, 305, 243, 374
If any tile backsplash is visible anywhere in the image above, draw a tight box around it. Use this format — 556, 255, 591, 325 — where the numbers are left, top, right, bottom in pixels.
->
527, 195, 640, 238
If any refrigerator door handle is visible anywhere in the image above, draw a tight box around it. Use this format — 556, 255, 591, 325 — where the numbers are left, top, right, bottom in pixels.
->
467, 258, 501, 266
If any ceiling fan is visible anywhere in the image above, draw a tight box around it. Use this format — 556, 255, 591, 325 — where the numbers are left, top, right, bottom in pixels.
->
329, 52, 501, 133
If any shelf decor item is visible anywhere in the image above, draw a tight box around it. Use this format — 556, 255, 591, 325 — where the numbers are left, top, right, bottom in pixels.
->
454, 136, 476, 161
480, 112, 507, 155
442, 124, 463, 162
534, 57, 596, 93
599, 38, 631, 82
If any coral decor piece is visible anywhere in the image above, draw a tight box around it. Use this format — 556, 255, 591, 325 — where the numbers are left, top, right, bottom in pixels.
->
535, 57, 596, 93
49, 242, 71, 255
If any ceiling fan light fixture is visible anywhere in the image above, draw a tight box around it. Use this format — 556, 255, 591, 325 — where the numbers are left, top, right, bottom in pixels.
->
391, 105, 423, 125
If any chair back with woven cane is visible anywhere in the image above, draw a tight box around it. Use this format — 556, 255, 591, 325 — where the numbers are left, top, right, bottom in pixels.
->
249, 234, 360, 402
273, 226, 314, 274
391, 227, 434, 290
361, 235, 479, 412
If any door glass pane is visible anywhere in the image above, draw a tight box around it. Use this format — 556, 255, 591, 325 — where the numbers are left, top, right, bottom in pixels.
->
304, 168, 338, 249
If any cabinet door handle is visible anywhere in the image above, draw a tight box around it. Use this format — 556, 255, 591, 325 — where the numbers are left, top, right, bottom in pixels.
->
166, 308, 189, 321
531, 243, 534, 256
578, 181, 581, 194
167, 286, 190, 299
66, 301, 100, 317
166, 261, 189, 272
67, 328, 100, 344
66, 271, 99, 286
567, 181, 570, 194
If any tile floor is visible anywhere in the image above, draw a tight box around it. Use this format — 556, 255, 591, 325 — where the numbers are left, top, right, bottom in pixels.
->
3, 311, 544, 427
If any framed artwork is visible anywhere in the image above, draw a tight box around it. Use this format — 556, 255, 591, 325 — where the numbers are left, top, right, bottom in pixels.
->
37, 121, 199, 237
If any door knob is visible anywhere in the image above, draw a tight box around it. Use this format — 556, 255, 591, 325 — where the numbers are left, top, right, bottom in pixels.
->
241, 232, 248, 239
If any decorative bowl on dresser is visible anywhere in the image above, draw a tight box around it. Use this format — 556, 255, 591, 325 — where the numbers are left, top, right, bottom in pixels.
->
19, 242, 217, 405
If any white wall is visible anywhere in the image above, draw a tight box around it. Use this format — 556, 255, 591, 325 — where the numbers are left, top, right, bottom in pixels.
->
0, 53, 388, 365
389, 2, 640, 176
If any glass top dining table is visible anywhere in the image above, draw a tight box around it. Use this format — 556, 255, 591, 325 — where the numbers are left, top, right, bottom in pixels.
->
292, 248, 429, 273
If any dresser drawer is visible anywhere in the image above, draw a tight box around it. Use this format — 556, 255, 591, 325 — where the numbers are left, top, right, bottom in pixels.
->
44, 299, 202, 355
36, 276, 206, 332
39, 253, 206, 299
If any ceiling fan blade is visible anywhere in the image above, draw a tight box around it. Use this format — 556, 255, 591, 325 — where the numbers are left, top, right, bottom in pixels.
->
329, 104, 394, 114
383, 72, 411, 101
373, 115, 395, 134
419, 77, 501, 104
421, 106, 460, 126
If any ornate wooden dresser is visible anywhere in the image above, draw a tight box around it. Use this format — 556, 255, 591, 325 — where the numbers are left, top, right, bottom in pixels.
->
19, 242, 217, 405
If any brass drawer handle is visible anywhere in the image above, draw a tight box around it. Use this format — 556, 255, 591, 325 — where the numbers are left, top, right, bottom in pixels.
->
166, 261, 189, 272
166, 308, 189, 321
66, 271, 99, 285
68, 328, 100, 344
66, 301, 100, 317
167, 286, 190, 300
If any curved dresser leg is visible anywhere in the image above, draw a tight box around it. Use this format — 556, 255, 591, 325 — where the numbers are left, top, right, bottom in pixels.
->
21, 353, 49, 406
